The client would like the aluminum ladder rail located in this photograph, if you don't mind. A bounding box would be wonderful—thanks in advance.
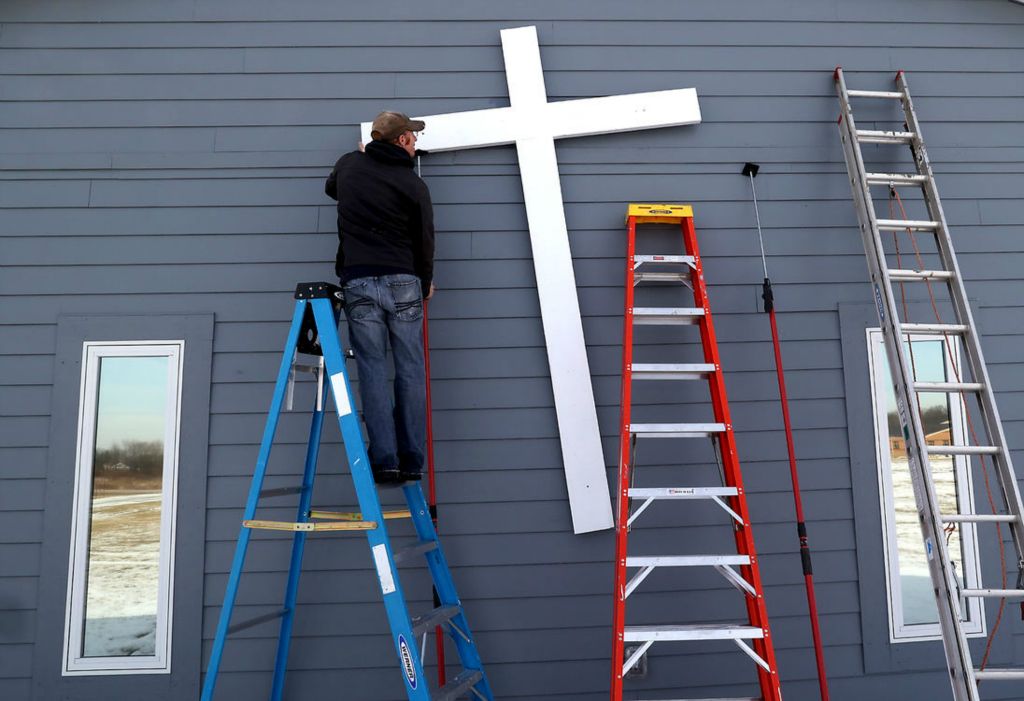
[610,204,783,701]
[201,282,493,701]
[835,68,1024,700]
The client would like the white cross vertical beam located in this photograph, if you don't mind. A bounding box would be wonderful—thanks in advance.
[361,26,701,534]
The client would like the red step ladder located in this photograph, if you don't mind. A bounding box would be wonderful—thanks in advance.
[610,204,783,701]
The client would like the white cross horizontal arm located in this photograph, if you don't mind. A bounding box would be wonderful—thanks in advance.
[544,89,701,139]
[360,107,518,152]
[358,88,701,152]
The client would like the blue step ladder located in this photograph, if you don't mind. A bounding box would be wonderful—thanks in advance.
[201,282,493,701]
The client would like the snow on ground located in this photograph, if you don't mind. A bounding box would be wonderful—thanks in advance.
[890,456,961,625]
[82,491,161,657]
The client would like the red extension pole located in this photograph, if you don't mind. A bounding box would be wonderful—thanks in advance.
[743,163,830,701]
[422,301,446,687]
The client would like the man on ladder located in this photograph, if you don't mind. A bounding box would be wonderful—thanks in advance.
[325,110,436,484]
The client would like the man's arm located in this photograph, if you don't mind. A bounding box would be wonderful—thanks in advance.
[414,180,435,297]
[324,167,338,201]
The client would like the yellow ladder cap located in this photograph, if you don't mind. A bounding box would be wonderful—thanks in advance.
[626,203,694,224]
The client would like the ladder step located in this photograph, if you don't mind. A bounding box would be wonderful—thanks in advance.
[941,513,1018,524]
[631,698,759,701]
[635,271,690,285]
[962,589,1024,598]
[242,519,376,532]
[435,670,484,701]
[411,605,461,637]
[927,445,1000,456]
[434,669,485,701]
[629,423,726,438]
[856,129,916,144]
[876,218,940,232]
[628,487,739,499]
[848,89,904,99]
[888,269,954,282]
[973,668,1024,681]
[624,623,763,642]
[899,322,968,335]
[227,608,288,635]
[631,363,716,381]
[635,254,696,267]
[913,381,983,393]
[393,540,438,565]
[866,172,928,187]
[309,508,411,521]
[627,555,750,567]
[258,486,304,498]
[632,307,705,325]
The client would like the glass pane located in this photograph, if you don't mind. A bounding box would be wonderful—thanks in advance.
[880,339,965,627]
[82,355,169,657]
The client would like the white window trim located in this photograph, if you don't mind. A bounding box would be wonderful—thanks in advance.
[63,341,184,675]
[866,328,985,643]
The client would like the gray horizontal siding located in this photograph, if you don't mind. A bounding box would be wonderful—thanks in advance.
[2,1,1024,699]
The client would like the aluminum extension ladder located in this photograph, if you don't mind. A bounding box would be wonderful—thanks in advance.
[610,205,783,701]
[836,68,1024,699]
[201,282,493,701]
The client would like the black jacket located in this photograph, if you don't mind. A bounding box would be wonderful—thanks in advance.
[325,141,435,295]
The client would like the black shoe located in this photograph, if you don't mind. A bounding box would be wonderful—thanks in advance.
[372,468,401,485]
[398,469,423,482]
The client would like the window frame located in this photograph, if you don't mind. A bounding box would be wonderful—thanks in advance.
[865,327,985,643]
[62,340,185,675]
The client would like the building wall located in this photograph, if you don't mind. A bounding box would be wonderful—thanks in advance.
[2,1,1024,699]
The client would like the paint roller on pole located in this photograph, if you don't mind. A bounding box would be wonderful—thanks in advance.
[742,162,830,701]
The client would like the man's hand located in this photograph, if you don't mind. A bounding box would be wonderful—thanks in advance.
[357,141,365,152]
[425,282,436,300]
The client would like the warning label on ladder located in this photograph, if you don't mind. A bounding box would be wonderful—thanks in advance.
[372,544,396,594]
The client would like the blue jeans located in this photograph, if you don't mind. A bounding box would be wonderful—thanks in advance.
[341,274,426,475]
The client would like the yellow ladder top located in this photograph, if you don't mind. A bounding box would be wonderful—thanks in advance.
[626,203,694,225]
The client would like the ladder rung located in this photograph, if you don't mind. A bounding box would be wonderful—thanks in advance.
[899,322,968,335]
[434,669,484,701]
[927,445,1000,456]
[888,269,954,282]
[309,509,411,521]
[631,363,716,380]
[628,487,738,499]
[941,513,1018,524]
[242,519,376,532]
[973,668,1024,681]
[258,486,303,498]
[635,271,690,285]
[634,254,696,267]
[627,555,750,567]
[624,623,763,642]
[866,172,928,186]
[393,540,438,565]
[856,129,916,144]
[962,589,1024,598]
[913,381,983,393]
[411,605,461,637]
[630,698,758,701]
[226,608,288,635]
[876,218,939,232]
[629,423,726,438]
[848,89,904,99]
[632,307,705,325]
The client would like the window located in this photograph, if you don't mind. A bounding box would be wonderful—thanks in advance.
[63,342,184,674]
[866,329,984,642]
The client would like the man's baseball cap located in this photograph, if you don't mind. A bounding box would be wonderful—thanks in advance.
[370,111,426,141]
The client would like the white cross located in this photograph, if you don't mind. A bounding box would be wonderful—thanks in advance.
[361,26,701,534]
